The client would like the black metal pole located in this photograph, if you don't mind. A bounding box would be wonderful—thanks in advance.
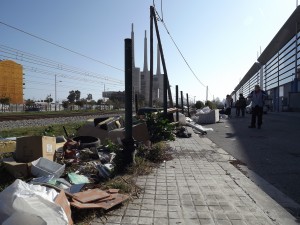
[125,38,133,139]
[123,38,134,165]
[186,93,190,117]
[181,91,184,114]
[151,6,173,116]
[149,6,154,107]
[135,93,138,114]
[176,85,179,122]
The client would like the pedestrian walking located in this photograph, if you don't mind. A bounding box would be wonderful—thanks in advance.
[225,95,232,118]
[247,85,267,129]
[235,100,241,117]
[238,93,247,117]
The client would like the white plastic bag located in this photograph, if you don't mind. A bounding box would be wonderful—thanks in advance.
[0,179,68,225]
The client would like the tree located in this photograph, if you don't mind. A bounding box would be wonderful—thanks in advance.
[75,90,81,102]
[75,99,85,108]
[97,99,104,105]
[86,93,92,101]
[67,91,76,103]
[44,95,53,103]
[0,97,10,112]
[195,101,204,109]
[25,99,35,107]
[205,100,217,109]
[62,101,69,109]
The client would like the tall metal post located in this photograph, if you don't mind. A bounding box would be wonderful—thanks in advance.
[176,85,179,122]
[186,93,190,117]
[206,86,208,103]
[181,91,184,114]
[125,38,133,139]
[135,93,138,114]
[149,6,154,107]
[123,38,134,165]
[151,6,173,116]
[55,74,57,111]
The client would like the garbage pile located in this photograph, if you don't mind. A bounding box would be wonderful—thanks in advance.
[191,106,220,124]
[0,134,131,224]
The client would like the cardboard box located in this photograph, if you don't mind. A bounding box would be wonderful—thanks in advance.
[0,140,16,154]
[2,158,30,178]
[15,136,56,163]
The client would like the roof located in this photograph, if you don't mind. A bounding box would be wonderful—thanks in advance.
[234,62,261,92]
[258,6,300,65]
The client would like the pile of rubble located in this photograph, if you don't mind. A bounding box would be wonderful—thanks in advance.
[0,115,152,224]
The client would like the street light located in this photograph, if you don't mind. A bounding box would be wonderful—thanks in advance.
[55,74,62,111]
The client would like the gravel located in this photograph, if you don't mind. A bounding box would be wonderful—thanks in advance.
[0,114,119,131]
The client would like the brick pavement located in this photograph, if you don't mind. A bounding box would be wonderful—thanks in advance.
[93,127,299,225]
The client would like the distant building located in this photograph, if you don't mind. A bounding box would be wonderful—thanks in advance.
[0,60,23,104]
[131,24,165,106]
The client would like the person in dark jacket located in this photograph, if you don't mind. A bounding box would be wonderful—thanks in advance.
[238,93,247,117]
[247,85,267,129]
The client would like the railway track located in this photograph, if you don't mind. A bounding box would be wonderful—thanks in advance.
[0,110,123,122]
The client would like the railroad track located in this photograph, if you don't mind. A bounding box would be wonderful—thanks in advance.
[0,110,123,122]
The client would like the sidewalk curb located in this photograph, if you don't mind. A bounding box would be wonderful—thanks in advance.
[199,135,300,224]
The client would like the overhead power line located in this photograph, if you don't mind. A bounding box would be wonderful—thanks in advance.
[0,21,124,72]
[153,6,209,92]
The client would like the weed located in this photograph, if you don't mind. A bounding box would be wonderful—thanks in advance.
[145,113,175,143]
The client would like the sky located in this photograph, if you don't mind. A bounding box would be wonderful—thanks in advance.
[0,0,298,103]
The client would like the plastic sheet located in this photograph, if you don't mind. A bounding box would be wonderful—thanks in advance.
[0,179,68,224]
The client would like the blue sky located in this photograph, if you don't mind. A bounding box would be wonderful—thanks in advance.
[0,0,297,102]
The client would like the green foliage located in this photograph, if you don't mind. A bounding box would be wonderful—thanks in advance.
[42,125,55,136]
[145,113,175,143]
[205,100,217,109]
[62,101,69,109]
[195,101,204,109]
[103,139,120,153]
[25,99,35,106]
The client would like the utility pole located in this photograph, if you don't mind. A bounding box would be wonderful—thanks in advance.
[151,6,173,117]
[176,85,179,122]
[149,6,154,107]
[55,74,57,111]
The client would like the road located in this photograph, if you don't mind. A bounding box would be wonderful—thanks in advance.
[204,110,300,215]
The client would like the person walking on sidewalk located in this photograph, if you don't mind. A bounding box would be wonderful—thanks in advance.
[235,99,241,117]
[247,85,267,129]
[225,95,233,118]
[238,93,247,117]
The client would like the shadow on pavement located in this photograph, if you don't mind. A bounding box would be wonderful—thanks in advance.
[206,111,300,217]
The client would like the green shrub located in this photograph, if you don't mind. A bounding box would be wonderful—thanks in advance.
[145,113,175,143]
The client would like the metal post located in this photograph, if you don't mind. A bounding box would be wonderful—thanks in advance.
[151,6,173,116]
[176,85,179,122]
[181,91,184,114]
[125,39,133,139]
[135,93,138,114]
[149,6,154,107]
[186,93,190,117]
[123,38,134,165]
[55,74,57,111]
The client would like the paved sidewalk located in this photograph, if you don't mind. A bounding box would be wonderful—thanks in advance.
[93,127,299,225]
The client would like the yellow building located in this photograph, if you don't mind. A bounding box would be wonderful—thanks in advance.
[0,60,23,104]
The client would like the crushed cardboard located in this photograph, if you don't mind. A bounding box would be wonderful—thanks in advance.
[73,189,110,203]
[71,193,129,210]
[55,190,74,225]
